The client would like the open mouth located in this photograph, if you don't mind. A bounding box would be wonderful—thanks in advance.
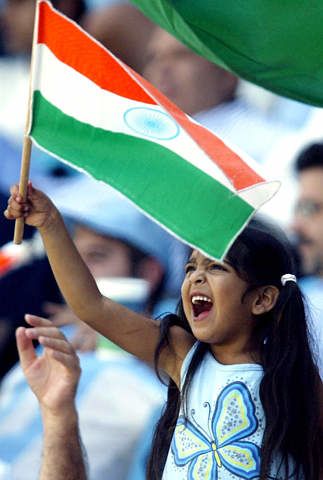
[191,295,213,319]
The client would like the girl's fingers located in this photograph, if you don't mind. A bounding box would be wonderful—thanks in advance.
[9,184,20,197]
[4,201,24,219]
[4,193,30,219]
[27,181,34,197]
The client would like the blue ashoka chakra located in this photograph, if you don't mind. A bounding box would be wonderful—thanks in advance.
[124,107,180,140]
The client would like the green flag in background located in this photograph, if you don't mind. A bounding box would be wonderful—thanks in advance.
[131,0,323,107]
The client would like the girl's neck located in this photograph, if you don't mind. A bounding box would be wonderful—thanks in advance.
[208,326,262,365]
[210,343,261,365]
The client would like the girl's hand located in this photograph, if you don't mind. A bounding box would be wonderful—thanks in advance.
[4,182,59,231]
[16,314,81,415]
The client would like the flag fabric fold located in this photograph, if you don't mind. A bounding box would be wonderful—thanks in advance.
[131,0,323,107]
[29,0,279,260]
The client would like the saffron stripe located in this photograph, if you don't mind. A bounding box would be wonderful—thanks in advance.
[37,1,155,104]
[30,91,254,260]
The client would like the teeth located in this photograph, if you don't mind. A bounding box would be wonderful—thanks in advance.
[192,295,212,304]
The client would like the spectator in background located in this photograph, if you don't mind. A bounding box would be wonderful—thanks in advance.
[141,26,294,164]
[142,26,238,117]
[291,142,323,379]
[0,176,188,479]
[14,315,86,480]
[1,0,86,57]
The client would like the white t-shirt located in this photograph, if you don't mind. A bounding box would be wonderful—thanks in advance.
[162,343,296,480]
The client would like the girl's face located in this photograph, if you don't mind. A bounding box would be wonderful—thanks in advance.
[181,250,257,357]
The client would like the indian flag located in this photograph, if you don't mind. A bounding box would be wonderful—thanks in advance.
[28,0,279,260]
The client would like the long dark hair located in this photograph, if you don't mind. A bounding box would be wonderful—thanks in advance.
[147,218,322,479]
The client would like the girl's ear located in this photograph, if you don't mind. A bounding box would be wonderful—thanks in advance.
[251,285,279,316]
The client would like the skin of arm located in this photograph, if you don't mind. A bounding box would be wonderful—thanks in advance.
[40,408,87,480]
[6,184,194,384]
[16,315,87,480]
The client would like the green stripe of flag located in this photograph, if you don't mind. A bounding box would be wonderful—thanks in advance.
[30,91,253,259]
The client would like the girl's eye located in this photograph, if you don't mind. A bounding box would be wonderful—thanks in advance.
[185,263,195,274]
[208,263,226,271]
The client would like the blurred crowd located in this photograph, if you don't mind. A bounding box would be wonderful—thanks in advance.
[0,0,322,479]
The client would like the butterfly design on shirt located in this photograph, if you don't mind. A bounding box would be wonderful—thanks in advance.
[171,381,260,479]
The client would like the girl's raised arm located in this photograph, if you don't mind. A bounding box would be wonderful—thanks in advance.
[5,184,193,383]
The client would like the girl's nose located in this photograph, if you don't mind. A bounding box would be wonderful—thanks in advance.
[189,268,205,284]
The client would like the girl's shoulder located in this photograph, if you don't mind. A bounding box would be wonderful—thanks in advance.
[160,325,195,386]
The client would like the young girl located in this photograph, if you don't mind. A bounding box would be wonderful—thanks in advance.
[5,184,322,479]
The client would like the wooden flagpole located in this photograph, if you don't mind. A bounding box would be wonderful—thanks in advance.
[13,129,32,245]
[13,1,39,244]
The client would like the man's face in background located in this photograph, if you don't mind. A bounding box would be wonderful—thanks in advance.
[292,167,323,276]
[73,225,133,279]
[142,27,237,116]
